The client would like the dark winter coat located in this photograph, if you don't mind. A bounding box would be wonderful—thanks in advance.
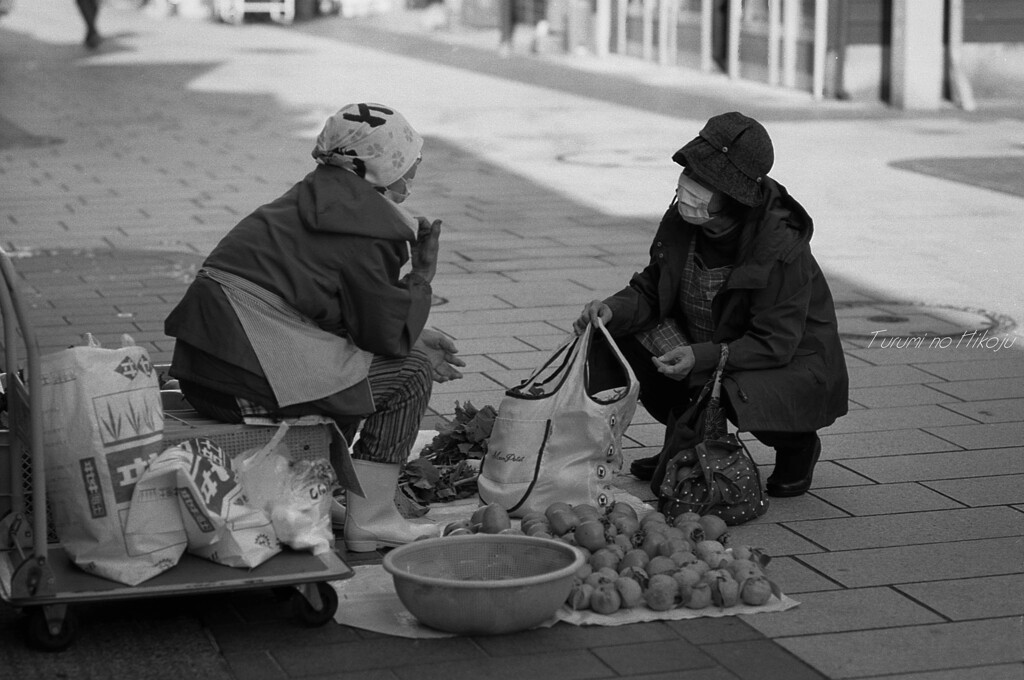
[604,178,848,433]
[164,164,432,415]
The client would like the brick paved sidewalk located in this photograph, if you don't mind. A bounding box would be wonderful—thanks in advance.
[2,2,1022,679]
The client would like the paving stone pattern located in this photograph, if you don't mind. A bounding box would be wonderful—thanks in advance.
[1,2,1023,679]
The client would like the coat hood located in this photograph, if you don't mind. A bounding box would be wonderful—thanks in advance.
[299,164,418,242]
[727,177,814,289]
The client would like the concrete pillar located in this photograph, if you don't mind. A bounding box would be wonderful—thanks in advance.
[595,0,611,56]
[767,0,780,86]
[566,0,580,52]
[812,0,828,99]
[616,0,627,55]
[890,0,944,109]
[657,0,670,65]
[782,0,799,88]
[642,0,654,61]
[727,0,741,79]
[700,0,713,72]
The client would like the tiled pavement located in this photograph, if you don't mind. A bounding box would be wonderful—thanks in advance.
[1,1,1023,679]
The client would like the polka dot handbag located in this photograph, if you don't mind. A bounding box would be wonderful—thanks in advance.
[655,345,769,526]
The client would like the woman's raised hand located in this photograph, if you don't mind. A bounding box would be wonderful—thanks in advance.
[411,217,442,284]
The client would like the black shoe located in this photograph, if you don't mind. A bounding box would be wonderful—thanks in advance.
[630,454,660,481]
[765,455,791,487]
[766,437,821,498]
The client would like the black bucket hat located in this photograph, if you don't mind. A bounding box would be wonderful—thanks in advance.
[672,112,774,207]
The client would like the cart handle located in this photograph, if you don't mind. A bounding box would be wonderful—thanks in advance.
[0,247,47,561]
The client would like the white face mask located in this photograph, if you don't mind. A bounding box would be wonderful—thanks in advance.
[384,177,411,204]
[675,172,715,225]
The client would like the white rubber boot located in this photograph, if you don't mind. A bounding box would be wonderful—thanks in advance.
[330,495,347,531]
[344,459,438,552]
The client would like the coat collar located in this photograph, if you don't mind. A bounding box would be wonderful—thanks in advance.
[305,165,418,241]
[724,177,813,290]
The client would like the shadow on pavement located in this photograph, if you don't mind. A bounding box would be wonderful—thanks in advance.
[0,17,1019,679]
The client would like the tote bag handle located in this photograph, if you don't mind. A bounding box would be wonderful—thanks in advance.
[506,324,593,399]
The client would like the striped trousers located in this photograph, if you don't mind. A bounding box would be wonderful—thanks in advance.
[354,350,433,464]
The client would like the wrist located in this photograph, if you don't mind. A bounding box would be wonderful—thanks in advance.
[691,342,722,373]
[409,269,433,285]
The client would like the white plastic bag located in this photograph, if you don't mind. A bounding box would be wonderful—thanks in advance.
[268,460,336,555]
[40,337,182,586]
[235,423,336,555]
[234,425,292,509]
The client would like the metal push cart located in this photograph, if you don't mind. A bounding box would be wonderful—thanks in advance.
[0,247,353,651]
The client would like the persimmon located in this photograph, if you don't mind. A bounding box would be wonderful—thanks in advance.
[610,501,638,520]
[590,583,622,615]
[617,548,650,572]
[741,576,773,606]
[574,520,608,552]
[547,510,579,536]
[643,574,678,611]
[646,555,677,576]
[685,581,712,609]
[609,513,639,537]
[567,582,594,611]
[572,503,602,523]
[479,503,512,534]
[614,577,643,608]
[544,502,573,523]
[588,548,620,572]
[698,514,728,541]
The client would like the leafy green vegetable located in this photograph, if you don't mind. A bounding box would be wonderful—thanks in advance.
[399,400,498,505]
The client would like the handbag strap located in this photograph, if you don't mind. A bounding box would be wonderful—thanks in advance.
[710,343,729,400]
[508,331,581,396]
[674,343,732,505]
[686,343,729,413]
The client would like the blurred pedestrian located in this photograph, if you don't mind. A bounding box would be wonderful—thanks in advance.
[497,0,549,56]
[165,103,465,552]
[574,112,848,498]
[497,0,516,56]
[75,0,102,49]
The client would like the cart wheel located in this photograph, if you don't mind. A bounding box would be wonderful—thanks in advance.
[271,586,294,602]
[25,606,78,652]
[290,582,338,627]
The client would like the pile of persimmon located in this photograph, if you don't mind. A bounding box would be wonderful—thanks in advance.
[442,502,517,535]
[525,501,780,614]
[442,500,781,614]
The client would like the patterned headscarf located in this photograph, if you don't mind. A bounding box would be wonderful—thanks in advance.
[311,103,424,188]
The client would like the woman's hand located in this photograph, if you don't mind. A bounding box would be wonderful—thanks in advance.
[411,217,442,284]
[651,345,695,381]
[416,328,466,383]
[573,300,613,335]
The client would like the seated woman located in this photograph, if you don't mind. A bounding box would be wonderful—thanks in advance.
[165,103,465,552]
[575,112,848,498]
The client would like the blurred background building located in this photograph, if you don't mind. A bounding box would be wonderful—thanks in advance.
[442,0,1024,109]
[80,0,1024,110]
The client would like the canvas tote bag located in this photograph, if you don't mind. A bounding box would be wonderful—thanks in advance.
[477,319,639,517]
